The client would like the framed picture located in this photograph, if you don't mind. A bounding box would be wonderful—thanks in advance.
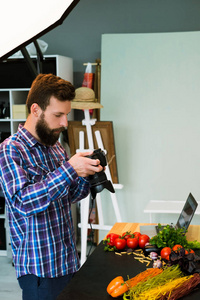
[67,121,119,183]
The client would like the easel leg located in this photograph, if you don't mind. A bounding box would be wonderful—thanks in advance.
[96,193,104,226]
[80,195,90,266]
[77,110,122,265]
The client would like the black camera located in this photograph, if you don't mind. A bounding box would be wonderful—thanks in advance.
[87,149,115,200]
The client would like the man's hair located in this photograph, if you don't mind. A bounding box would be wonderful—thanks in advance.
[26,73,75,113]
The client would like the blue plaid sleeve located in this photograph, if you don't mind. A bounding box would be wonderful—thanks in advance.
[0,143,89,217]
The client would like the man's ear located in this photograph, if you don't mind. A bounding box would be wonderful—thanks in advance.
[31,103,41,117]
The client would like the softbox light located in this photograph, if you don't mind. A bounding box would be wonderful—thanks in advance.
[0,0,79,62]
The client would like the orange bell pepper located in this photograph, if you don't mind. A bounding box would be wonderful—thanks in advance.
[107,276,129,298]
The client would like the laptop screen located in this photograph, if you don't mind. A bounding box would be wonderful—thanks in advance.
[176,193,198,231]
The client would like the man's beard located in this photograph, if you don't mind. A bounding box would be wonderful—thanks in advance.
[35,113,65,146]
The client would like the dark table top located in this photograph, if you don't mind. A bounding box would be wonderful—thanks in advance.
[57,241,200,300]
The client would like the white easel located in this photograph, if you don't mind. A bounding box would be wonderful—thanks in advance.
[76,109,123,265]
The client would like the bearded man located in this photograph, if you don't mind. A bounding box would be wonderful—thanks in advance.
[0,74,103,300]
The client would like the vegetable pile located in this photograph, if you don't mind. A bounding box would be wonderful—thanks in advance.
[123,265,185,300]
[107,268,163,298]
[105,225,200,299]
[107,265,200,300]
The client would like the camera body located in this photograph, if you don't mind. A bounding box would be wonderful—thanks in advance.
[87,149,115,199]
[87,148,107,168]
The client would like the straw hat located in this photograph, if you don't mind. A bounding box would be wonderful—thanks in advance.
[71,87,103,110]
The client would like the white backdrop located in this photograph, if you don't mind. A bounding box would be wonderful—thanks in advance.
[100,31,200,231]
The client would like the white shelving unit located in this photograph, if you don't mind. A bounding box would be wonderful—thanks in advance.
[0,55,74,256]
[0,213,6,256]
[144,200,200,223]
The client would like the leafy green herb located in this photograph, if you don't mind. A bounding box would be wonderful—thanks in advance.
[187,240,200,249]
[150,224,188,249]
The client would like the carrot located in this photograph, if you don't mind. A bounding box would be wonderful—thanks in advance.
[125,268,163,289]
[123,265,183,300]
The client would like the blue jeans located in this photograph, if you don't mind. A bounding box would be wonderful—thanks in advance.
[18,273,74,300]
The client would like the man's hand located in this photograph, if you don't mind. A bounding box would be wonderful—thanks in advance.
[68,151,103,177]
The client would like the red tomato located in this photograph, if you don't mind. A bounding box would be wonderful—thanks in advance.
[122,231,132,240]
[172,244,183,252]
[160,247,171,260]
[189,249,195,254]
[127,237,139,249]
[114,238,127,250]
[185,249,195,255]
[138,234,150,248]
[133,232,141,239]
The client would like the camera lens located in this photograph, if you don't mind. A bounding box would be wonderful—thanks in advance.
[87,149,115,200]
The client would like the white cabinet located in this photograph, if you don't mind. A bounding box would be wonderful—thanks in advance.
[0,89,29,136]
[0,191,6,256]
[0,55,73,256]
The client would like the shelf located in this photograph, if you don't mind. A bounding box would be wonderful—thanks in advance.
[144,200,200,223]
[0,54,74,257]
[0,118,10,121]
[0,250,7,256]
[0,118,26,122]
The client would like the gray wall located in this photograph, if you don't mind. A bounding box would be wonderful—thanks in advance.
[42,1,200,233]
[42,0,200,88]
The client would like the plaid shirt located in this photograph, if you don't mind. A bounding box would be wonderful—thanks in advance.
[0,124,90,278]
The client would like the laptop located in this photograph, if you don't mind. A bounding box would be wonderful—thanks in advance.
[140,193,198,238]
